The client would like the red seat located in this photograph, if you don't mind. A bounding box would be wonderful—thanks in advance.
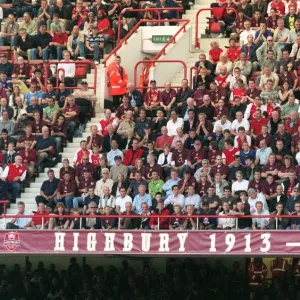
[75,64,87,78]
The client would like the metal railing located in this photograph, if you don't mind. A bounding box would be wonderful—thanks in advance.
[117,7,184,44]
[1,213,298,231]
[133,59,187,89]
[44,60,98,94]
[103,16,187,68]
[189,66,198,87]
[194,7,238,49]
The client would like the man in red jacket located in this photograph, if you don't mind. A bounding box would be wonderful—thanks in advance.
[1,155,27,203]
[123,138,143,168]
[150,200,170,230]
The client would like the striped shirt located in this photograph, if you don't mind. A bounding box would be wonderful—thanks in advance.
[86,34,105,47]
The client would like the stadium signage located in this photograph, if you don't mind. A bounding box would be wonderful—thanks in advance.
[1,231,300,255]
[152,35,173,43]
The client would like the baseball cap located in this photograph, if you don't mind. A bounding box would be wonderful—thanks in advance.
[81,80,88,85]
[114,155,122,161]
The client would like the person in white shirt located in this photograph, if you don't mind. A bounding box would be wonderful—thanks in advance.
[167,110,184,137]
[107,140,124,166]
[57,50,76,86]
[6,201,32,229]
[231,111,250,135]
[232,171,249,194]
[227,67,248,89]
[184,185,201,211]
[239,20,256,46]
[213,115,232,132]
[248,188,269,214]
[164,185,185,208]
[252,201,270,230]
[244,98,266,120]
[218,201,236,229]
[115,187,132,213]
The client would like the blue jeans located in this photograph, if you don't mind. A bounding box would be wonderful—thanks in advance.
[50,45,66,60]
[54,195,74,211]
[32,48,49,60]
[0,36,17,47]
[7,181,20,202]
[73,197,84,208]
[54,137,62,153]
[66,120,76,142]
[73,41,85,59]
[91,44,100,60]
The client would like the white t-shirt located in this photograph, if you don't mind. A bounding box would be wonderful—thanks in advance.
[232,179,249,194]
[240,30,256,45]
[115,195,132,213]
[231,119,250,133]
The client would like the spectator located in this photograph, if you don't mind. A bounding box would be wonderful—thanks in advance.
[71,0,88,30]
[56,51,76,87]
[107,140,123,166]
[95,168,113,198]
[132,184,152,214]
[54,172,76,211]
[29,202,50,229]
[48,203,70,230]
[164,185,185,209]
[0,111,14,137]
[115,187,132,214]
[6,201,32,229]
[0,14,19,47]
[83,187,100,213]
[1,155,27,203]
[120,202,139,229]
[150,200,170,230]
[19,12,38,35]
[32,24,52,60]
[287,201,300,230]
[86,25,104,64]
[49,27,68,60]
[35,169,59,209]
[218,201,236,230]
[252,201,270,230]
[14,28,36,61]
[199,202,217,230]
[109,155,128,183]
[82,201,101,229]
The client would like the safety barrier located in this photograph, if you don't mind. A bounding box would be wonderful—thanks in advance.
[1,213,298,231]
[117,7,184,44]
[133,59,187,89]
[44,60,98,94]
[189,66,198,87]
[195,7,238,49]
[103,17,187,68]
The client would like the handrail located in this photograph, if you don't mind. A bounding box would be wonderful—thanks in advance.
[44,60,98,94]
[189,66,198,87]
[103,18,186,67]
[195,7,238,49]
[117,7,184,44]
[0,200,10,217]
[133,59,187,88]
[152,19,190,60]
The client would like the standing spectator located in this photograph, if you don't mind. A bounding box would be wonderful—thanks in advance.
[62,95,80,142]
[1,155,27,203]
[107,56,128,110]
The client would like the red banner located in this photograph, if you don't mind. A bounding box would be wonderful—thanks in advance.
[1,230,300,255]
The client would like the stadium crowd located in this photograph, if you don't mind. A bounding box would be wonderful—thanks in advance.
[0,0,300,231]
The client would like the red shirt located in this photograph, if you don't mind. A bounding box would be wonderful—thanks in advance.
[32,211,50,225]
[99,118,115,136]
[144,89,160,106]
[209,48,223,63]
[231,88,247,102]
[270,0,286,15]
[222,148,240,165]
[97,18,113,39]
[91,154,101,168]
[72,6,88,27]
[52,33,68,45]
[215,74,230,88]
[63,104,80,122]
[251,118,268,135]
[227,47,240,62]
[19,149,37,164]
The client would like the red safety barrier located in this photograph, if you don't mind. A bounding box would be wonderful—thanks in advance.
[103,18,187,67]
[117,7,183,44]
[44,60,98,94]
[133,59,187,88]
[195,7,238,49]
[189,66,198,87]
[0,200,10,217]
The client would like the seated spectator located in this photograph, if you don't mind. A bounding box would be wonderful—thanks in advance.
[123,138,143,168]
[19,140,37,183]
[83,188,100,214]
[120,202,139,229]
[274,18,289,49]
[132,184,151,214]
[6,201,32,229]
[73,168,96,208]
[148,171,164,199]
[256,37,282,65]
[32,111,47,136]
[29,202,50,229]
[199,202,217,230]
[19,12,38,35]
[82,201,101,230]
[54,172,76,211]
[73,140,92,167]
[67,25,85,60]
[115,187,132,214]
[252,201,270,230]
[1,155,26,203]
[101,205,117,230]
[208,41,223,67]
[109,156,128,183]
[112,173,128,198]
[35,169,59,209]
[75,155,93,184]
[184,185,201,211]
[164,185,185,209]
[3,142,17,166]
[35,126,55,173]
[49,26,68,60]
[169,204,184,230]
[107,140,123,166]
[0,55,13,78]
[202,186,220,212]
[95,168,113,198]
[150,200,170,230]
[217,201,236,230]
[287,201,300,230]
[117,111,135,139]
[49,203,70,230]
[167,110,184,137]
[51,115,67,153]
[14,28,36,61]
[0,14,19,47]
[25,84,43,106]
[232,171,249,195]
[97,10,114,42]
[56,51,76,87]
[0,129,14,152]
[216,53,233,75]
[32,24,52,60]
